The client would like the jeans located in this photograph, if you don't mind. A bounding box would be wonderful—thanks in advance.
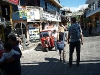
[54,41,57,50]
[69,41,81,66]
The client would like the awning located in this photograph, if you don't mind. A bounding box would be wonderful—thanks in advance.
[45,0,62,8]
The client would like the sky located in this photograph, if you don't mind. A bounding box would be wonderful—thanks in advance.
[60,0,86,7]
[60,0,88,12]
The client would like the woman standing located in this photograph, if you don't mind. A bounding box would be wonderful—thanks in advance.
[3,36,22,75]
[58,22,66,62]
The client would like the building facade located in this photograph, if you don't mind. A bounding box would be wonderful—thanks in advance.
[86,0,100,28]
[11,0,62,41]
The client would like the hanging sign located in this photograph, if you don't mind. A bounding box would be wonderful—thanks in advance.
[26,6,40,22]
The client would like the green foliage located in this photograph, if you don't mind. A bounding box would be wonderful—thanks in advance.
[72,15,80,21]
[83,18,91,23]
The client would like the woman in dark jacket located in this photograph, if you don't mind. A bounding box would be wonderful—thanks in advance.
[3,36,22,75]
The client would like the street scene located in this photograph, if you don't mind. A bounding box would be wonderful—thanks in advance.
[0,0,100,75]
[21,30,100,75]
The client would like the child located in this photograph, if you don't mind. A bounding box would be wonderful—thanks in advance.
[0,42,20,63]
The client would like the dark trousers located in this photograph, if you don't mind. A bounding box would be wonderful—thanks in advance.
[89,29,92,35]
[69,41,81,66]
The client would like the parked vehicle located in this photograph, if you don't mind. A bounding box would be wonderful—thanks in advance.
[40,30,54,52]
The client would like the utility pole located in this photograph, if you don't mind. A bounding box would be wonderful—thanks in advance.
[21,21,26,50]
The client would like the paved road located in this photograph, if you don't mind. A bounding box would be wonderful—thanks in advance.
[21,30,100,75]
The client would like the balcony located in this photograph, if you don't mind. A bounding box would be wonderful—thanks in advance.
[86,6,100,17]
[45,0,62,8]
[86,0,100,17]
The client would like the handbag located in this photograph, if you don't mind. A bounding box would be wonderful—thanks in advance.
[57,32,65,50]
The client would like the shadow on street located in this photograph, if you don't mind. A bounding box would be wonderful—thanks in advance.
[21,57,100,75]
[34,43,42,51]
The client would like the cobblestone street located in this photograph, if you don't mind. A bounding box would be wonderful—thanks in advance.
[21,30,100,75]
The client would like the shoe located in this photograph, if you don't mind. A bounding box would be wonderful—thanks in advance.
[60,58,62,62]
[68,65,72,68]
[68,63,72,67]
[63,59,65,62]
[77,64,79,67]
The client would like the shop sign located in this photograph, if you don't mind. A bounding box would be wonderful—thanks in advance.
[18,6,27,19]
[26,6,40,22]
[3,0,19,5]
[42,11,61,21]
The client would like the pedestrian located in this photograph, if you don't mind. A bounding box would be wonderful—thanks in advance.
[87,22,92,36]
[0,42,20,63]
[68,17,83,67]
[2,36,22,75]
[57,22,66,62]
[52,30,58,50]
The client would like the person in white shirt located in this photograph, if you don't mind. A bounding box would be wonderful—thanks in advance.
[0,42,20,63]
[52,30,58,50]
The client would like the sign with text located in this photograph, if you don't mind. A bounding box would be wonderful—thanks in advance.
[18,6,27,19]
[26,6,40,22]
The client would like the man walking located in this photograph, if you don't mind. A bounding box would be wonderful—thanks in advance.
[67,17,83,67]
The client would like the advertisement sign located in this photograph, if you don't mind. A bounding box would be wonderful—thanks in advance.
[26,6,40,22]
[3,0,19,5]
[42,11,61,22]
[18,6,27,19]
